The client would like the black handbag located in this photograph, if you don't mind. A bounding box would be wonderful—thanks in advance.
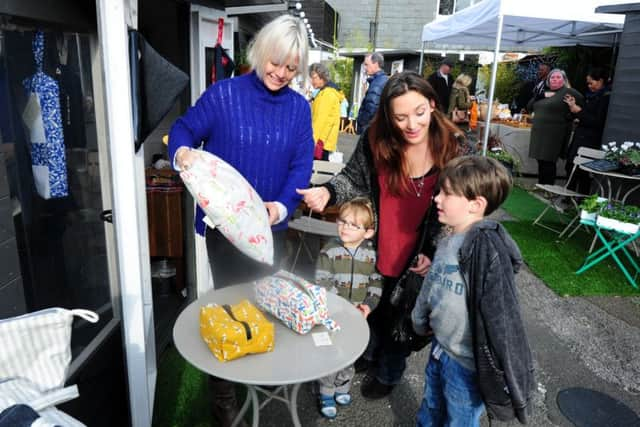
[388,198,435,352]
[389,270,432,352]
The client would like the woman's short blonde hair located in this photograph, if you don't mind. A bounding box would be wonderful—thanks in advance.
[247,15,309,81]
[454,73,472,88]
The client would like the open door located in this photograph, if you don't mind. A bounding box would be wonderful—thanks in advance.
[189,5,235,295]
[96,1,156,426]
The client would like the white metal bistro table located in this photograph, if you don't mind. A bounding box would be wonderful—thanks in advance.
[172,283,369,427]
[579,164,640,203]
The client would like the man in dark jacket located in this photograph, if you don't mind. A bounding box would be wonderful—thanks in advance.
[356,52,388,134]
[427,59,454,112]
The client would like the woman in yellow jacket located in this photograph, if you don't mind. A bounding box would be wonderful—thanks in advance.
[310,63,344,160]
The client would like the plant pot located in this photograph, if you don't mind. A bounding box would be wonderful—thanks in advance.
[619,164,640,176]
[596,215,639,234]
[237,63,251,76]
[499,160,514,175]
[617,222,640,234]
[580,210,596,222]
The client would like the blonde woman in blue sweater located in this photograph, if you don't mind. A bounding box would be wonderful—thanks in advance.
[169,15,313,427]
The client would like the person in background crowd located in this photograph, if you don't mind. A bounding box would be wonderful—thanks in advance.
[356,52,388,134]
[309,62,344,160]
[340,97,350,131]
[298,71,465,400]
[447,73,473,132]
[527,68,584,185]
[516,62,551,112]
[563,66,611,194]
[168,14,313,427]
[531,63,552,101]
[427,58,454,112]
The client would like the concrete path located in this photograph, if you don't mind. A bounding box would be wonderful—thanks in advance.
[261,133,640,426]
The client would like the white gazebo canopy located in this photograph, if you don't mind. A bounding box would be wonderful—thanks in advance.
[420,0,626,153]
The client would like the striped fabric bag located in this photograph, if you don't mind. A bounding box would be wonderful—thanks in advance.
[0,308,99,392]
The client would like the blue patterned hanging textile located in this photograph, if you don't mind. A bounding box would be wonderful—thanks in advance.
[22,30,68,199]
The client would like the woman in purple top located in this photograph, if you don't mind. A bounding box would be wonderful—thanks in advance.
[168,15,313,426]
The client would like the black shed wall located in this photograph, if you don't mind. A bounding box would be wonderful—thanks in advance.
[603,11,640,144]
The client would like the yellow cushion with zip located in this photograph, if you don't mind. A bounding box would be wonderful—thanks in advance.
[199,299,274,362]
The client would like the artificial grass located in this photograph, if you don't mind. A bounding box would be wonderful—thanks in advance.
[152,347,211,427]
[152,347,251,427]
[502,186,640,296]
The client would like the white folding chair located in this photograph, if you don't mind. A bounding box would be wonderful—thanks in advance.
[288,212,339,272]
[532,147,606,239]
[287,161,345,271]
[310,160,344,186]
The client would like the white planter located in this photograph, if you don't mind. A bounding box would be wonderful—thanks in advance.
[596,215,640,234]
[616,221,640,235]
[579,198,607,222]
[580,210,597,222]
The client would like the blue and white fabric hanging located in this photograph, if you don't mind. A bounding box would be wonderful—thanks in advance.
[22,30,68,199]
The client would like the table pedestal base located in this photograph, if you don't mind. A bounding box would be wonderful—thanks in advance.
[233,383,302,427]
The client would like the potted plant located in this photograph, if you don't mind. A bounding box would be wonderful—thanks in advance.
[234,47,251,76]
[596,201,640,234]
[578,194,607,221]
[602,141,640,175]
[486,147,520,175]
[482,134,520,175]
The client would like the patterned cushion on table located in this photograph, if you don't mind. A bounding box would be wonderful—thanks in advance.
[254,270,340,334]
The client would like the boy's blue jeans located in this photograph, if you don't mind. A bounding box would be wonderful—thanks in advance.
[416,340,485,427]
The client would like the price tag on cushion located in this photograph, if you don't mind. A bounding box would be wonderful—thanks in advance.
[179,150,274,265]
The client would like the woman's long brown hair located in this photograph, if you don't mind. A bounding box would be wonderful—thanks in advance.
[368,71,462,196]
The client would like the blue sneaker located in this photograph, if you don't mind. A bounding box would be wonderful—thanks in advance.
[335,392,352,406]
[319,394,337,418]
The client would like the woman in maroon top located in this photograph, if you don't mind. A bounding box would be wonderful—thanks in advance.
[298,71,465,399]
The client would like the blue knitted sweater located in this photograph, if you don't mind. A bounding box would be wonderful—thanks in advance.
[169,71,314,235]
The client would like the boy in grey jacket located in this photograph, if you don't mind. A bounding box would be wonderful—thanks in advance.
[315,198,382,418]
[412,156,534,426]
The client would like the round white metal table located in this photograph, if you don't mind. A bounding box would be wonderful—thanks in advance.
[172,283,369,427]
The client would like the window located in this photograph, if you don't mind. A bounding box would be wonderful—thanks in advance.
[0,23,114,360]
[438,0,480,15]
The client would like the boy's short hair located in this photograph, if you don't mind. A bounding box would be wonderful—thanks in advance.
[339,197,375,229]
[439,155,512,216]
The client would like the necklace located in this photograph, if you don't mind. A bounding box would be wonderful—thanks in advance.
[410,175,426,197]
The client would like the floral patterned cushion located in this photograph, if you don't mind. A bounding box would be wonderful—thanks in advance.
[180,150,273,265]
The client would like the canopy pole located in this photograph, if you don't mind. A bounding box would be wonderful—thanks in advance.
[419,41,425,74]
[481,12,504,156]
